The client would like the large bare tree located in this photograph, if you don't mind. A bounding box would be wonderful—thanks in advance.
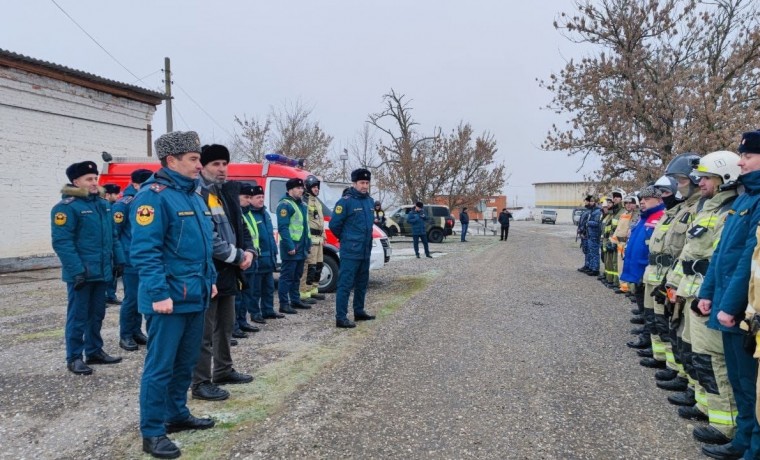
[540,0,760,183]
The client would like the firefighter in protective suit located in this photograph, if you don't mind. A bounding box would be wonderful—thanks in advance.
[647,153,704,408]
[599,197,613,282]
[612,194,639,294]
[668,151,740,444]
[299,175,326,303]
[603,188,626,288]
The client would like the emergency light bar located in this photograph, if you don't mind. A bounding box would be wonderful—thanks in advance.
[265,153,305,168]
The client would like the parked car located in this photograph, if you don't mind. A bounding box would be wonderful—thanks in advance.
[385,204,454,243]
[540,209,558,224]
[572,208,584,225]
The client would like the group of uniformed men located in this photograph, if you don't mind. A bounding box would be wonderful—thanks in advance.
[576,130,760,460]
[50,130,378,458]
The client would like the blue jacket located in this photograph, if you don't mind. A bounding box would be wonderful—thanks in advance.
[51,185,125,283]
[407,209,428,236]
[130,168,216,315]
[699,170,760,333]
[620,204,665,283]
[329,187,374,260]
[249,205,278,273]
[585,207,603,236]
[276,194,310,261]
[460,211,470,225]
[112,184,138,273]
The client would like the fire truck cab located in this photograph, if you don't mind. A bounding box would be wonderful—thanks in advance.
[98,154,391,293]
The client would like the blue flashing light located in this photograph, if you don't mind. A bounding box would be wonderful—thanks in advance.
[265,153,305,168]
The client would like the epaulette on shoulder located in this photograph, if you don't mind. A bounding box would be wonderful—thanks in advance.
[122,196,135,204]
[60,197,75,205]
[149,184,167,193]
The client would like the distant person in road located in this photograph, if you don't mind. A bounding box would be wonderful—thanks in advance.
[103,183,122,305]
[498,208,512,241]
[51,161,125,376]
[113,169,152,352]
[373,200,387,233]
[459,207,469,242]
[329,168,376,328]
[408,201,432,258]
[130,131,217,459]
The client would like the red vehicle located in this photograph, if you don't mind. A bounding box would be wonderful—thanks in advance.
[98,153,391,293]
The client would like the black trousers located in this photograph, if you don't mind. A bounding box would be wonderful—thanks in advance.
[500,226,509,240]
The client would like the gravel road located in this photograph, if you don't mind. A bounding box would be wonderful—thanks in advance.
[0,222,704,459]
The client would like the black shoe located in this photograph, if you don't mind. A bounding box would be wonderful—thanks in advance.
[67,358,93,375]
[239,323,260,333]
[627,336,651,349]
[303,297,318,304]
[678,405,708,421]
[165,414,215,434]
[133,331,149,345]
[426,254,433,258]
[668,389,696,406]
[263,312,285,319]
[694,426,732,445]
[86,351,122,365]
[251,316,267,324]
[655,368,679,381]
[577,267,589,272]
[336,319,356,328]
[311,293,326,300]
[702,442,744,460]
[630,308,642,315]
[637,348,654,357]
[640,357,666,369]
[355,312,376,321]
[143,435,181,459]
[416,254,421,258]
[232,329,248,339]
[586,271,598,276]
[106,298,122,305]
[230,338,238,346]
[280,305,298,314]
[657,376,688,391]
[614,289,626,294]
[192,382,230,401]
[119,337,139,351]
[292,301,312,310]
[630,316,645,324]
[630,327,645,335]
[214,369,253,385]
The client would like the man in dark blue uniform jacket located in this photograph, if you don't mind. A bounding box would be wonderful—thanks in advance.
[51,160,125,376]
[329,168,376,328]
[130,131,217,459]
[112,168,153,352]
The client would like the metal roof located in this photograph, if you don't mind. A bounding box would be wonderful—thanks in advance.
[0,48,166,104]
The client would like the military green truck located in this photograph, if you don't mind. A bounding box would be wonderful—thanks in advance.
[385,204,454,243]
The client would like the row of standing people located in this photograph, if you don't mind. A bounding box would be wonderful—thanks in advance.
[576,131,760,460]
[50,131,378,458]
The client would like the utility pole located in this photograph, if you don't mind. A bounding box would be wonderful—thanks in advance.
[163,57,173,132]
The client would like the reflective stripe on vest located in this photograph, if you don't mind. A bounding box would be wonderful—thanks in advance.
[280,199,304,242]
[242,211,260,251]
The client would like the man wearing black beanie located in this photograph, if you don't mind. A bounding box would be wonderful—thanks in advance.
[192,144,255,402]
[113,168,153,352]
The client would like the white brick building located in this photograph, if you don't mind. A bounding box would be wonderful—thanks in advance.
[0,49,164,272]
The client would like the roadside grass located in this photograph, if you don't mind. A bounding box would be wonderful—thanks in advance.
[126,273,434,459]
[17,328,64,341]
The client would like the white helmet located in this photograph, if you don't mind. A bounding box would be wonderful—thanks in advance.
[610,187,626,199]
[623,194,639,206]
[692,150,741,184]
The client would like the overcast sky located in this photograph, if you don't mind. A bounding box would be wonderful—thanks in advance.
[2,0,600,206]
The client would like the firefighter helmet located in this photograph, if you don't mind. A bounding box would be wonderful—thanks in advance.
[304,175,320,189]
[692,150,741,184]
[610,187,626,199]
[654,175,679,197]
[665,152,701,185]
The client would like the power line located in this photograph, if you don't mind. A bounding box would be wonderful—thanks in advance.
[174,82,233,138]
[49,0,144,84]
[130,69,162,85]
[171,101,191,131]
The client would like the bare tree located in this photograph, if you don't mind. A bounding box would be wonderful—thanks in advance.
[270,101,335,176]
[540,0,760,183]
[230,114,271,163]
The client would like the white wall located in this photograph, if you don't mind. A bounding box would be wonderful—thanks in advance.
[0,66,156,261]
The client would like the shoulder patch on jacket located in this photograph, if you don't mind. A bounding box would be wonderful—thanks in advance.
[335,205,343,214]
[121,196,135,204]
[149,184,167,193]
[53,212,67,226]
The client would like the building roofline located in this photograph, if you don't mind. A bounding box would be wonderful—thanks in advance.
[532,181,592,186]
[0,48,166,106]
